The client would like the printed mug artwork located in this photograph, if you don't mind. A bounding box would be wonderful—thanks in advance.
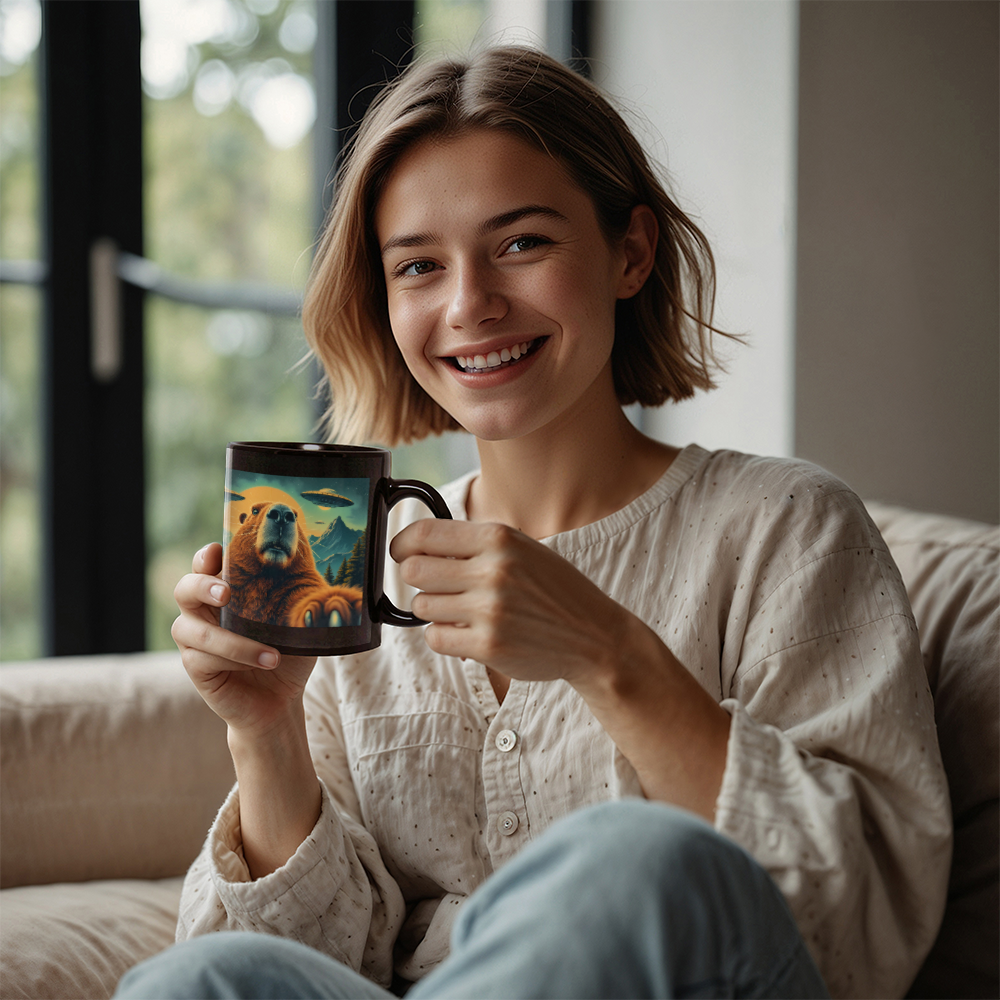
[223,472,370,629]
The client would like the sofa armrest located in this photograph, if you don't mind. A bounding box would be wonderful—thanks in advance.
[0,651,233,889]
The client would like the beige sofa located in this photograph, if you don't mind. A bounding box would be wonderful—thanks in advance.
[1,503,997,1000]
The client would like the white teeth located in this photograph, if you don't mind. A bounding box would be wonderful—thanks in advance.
[456,339,536,372]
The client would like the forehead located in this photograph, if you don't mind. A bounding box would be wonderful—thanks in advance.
[374,130,593,235]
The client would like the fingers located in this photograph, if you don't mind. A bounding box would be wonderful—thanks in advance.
[399,554,471,595]
[410,588,478,625]
[390,519,517,563]
[193,541,223,575]
[172,605,280,671]
[393,521,526,600]
[174,569,230,613]
[173,553,279,672]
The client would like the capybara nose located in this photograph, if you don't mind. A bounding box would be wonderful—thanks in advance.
[267,505,297,524]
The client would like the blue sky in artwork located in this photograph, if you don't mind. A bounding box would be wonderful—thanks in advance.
[229,472,369,536]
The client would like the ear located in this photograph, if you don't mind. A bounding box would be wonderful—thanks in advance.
[616,204,659,300]
[240,513,247,524]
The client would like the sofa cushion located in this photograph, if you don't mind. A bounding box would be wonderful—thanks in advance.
[866,502,999,999]
[0,651,233,889]
[0,877,182,1000]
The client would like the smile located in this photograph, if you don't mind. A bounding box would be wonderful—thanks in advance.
[452,338,542,373]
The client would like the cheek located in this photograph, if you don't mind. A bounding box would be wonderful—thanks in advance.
[386,299,429,364]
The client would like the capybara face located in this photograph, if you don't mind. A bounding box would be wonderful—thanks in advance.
[239,502,299,568]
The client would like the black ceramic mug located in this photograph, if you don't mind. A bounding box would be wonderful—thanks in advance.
[220,442,452,656]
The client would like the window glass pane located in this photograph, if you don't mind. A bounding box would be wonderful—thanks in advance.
[414,0,488,53]
[414,0,548,56]
[0,0,42,661]
[145,300,315,648]
[0,285,42,660]
[141,0,318,650]
[0,0,40,258]
[141,0,316,284]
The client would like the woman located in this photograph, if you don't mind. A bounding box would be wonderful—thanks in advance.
[118,46,950,1000]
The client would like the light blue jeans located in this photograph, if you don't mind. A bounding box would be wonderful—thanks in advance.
[116,801,829,999]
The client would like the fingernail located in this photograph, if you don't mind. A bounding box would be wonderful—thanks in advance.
[210,584,226,603]
[258,651,279,669]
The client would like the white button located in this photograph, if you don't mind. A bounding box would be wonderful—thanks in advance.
[497,811,519,836]
[495,729,518,752]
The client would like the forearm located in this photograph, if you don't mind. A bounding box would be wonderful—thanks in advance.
[572,612,730,822]
[228,705,322,879]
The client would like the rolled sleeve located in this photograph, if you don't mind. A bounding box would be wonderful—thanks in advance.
[177,777,406,987]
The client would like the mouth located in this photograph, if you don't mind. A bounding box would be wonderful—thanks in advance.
[260,544,292,566]
[450,338,544,374]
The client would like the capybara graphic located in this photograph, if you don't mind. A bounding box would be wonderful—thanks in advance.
[226,501,363,628]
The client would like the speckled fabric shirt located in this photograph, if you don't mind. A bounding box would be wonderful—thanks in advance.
[177,444,951,999]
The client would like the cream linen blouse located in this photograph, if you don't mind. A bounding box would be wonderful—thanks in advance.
[177,445,951,999]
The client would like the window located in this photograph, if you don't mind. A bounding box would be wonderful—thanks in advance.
[0,0,589,659]
[0,0,42,661]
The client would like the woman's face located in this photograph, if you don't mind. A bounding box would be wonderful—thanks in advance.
[374,130,637,443]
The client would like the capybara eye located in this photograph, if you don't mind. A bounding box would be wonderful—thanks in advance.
[252,506,260,515]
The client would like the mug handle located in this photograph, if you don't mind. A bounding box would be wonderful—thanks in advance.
[376,478,453,627]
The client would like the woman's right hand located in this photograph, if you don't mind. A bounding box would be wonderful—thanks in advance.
[172,542,324,878]
[171,542,318,740]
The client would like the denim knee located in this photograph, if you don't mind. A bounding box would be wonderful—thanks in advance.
[539,799,789,930]
[453,799,762,941]
[520,798,751,892]
[115,931,391,1000]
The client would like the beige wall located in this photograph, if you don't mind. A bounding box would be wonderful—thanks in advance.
[593,0,799,459]
[594,0,998,523]
[794,1,999,522]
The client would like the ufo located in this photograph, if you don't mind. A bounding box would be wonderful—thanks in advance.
[226,490,245,502]
[301,488,353,508]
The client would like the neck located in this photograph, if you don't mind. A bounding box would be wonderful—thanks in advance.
[467,393,679,539]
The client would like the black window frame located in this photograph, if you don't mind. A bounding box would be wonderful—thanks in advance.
[3,0,591,656]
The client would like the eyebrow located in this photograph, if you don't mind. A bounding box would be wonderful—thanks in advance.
[379,204,569,257]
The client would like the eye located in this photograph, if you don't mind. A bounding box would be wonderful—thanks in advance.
[503,235,551,256]
[394,259,437,278]
[251,506,260,515]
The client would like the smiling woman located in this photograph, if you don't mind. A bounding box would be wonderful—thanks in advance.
[303,47,730,450]
[119,42,954,1000]
[372,130,652,449]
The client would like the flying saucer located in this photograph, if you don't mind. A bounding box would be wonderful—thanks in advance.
[301,488,353,508]
[226,490,245,502]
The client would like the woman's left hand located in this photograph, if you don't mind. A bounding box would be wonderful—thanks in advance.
[390,518,629,688]
[392,517,731,820]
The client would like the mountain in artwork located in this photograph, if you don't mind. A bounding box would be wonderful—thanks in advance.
[310,516,364,573]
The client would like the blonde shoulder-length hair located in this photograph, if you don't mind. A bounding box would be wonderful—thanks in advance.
[303,45,733,446]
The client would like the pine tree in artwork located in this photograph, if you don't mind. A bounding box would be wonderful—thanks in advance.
[344,533,366,589]
[324,562,335,584]
[332,558,348,586]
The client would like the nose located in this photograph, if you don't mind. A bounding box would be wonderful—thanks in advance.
[445,263,508,332]
[267,506,296,524]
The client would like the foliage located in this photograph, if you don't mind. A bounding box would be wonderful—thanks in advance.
[144,0,319,649]
[331,531,365,590]
[0,19,41,660]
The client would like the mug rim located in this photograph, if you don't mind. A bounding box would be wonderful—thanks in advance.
[229,441,389,456]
